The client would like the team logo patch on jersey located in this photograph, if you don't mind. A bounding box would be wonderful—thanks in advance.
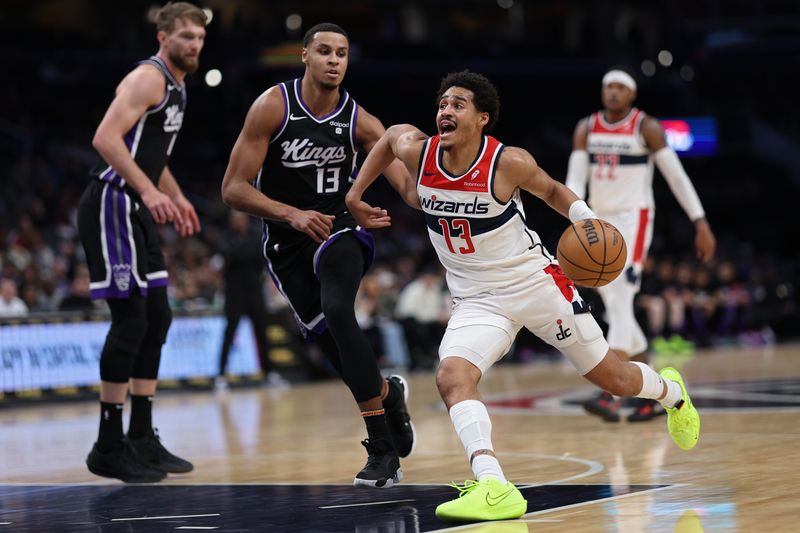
[112,264,132,291]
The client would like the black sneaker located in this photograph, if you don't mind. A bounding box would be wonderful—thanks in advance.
[582,391,622,422]
[353,438,403,489]
[384,375,416,458]
[86,439,166,483]
[128,428,194,473]
[627,398,666,422]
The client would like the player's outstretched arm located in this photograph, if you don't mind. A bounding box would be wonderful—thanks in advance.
[221,87,334,243]
[565,118,590,198]
[641,117,716,262]
[93,64,182,226]
[355,107,420,209]
[346,124,427,229]
[499,146,596,223]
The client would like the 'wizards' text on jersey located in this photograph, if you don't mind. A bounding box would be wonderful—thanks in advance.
[417,135,551,298]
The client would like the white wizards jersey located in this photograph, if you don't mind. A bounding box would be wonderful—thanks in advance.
[586,107,654,214]
[417,135,551,298]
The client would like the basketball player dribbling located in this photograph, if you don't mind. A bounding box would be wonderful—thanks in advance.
[346,71,700,523]
[221,23,416,489]
[566,68,716,423]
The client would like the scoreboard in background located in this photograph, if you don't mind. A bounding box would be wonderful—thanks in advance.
[660,117,718,157]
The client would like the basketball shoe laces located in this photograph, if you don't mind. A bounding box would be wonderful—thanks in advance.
[448,479,480,497]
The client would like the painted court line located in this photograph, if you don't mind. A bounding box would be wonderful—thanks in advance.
[522,484,680,518]
[175,527,219,530]
[112,513,220,522]
[320,498,416,509]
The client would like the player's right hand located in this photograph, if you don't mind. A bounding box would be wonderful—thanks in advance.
[347,199,391,229]
[141,187,184,226]
[287,209,335,243]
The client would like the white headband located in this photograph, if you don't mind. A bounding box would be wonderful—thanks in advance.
[602,70,637,92]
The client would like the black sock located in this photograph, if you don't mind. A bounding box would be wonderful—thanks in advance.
[382,379,403,410]
[362,409,392,445]
[97,402,124,452]
[128,395,153,438]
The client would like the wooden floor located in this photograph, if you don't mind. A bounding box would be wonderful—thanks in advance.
[2,344,799,531]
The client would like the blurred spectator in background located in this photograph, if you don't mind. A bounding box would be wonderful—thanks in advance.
[215,210,287,390]
[0,278,28,317]
[355,266,411,370]
[395,265,451,370]
[58,264,95,312]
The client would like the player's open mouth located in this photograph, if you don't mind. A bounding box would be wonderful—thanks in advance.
[439,121,456,138]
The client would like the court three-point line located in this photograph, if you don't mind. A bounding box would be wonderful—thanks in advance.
[111,513,221,521]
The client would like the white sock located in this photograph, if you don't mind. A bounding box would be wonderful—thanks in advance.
[631,362,682,408]
[449,400,507,483]
[472,454,506,484]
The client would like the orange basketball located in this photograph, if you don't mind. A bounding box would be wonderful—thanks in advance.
[556,219,627,288]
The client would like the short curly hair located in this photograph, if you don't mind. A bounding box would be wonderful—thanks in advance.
[303,23,349,47]
[436,70,501,132]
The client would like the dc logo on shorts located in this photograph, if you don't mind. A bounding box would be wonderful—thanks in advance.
[556,319,572,341]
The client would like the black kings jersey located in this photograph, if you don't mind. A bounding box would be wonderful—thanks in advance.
[96,56,186,188]
[258,78,358,244]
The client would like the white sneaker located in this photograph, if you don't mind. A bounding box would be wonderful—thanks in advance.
[264,371,290,389]
[214,376,229,391]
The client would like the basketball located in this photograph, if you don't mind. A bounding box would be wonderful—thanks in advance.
[556,218,627,288]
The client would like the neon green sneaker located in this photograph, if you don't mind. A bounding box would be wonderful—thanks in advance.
[435,478,527,522]
[659,367,700,450]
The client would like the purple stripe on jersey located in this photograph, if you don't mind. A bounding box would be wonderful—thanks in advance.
[295,78,349,121]
[350,104,359,153]
[270,83,290,142]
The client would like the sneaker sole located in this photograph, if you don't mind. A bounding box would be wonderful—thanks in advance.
[352,467,404,489]
[86,461,166,484]
[582,402,621,423]
[389,375,417,458]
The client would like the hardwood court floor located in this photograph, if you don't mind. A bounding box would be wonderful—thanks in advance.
[1,344,799,531]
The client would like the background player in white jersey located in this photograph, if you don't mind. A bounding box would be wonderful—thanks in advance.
[221,23,416,489]
[346,70,700,523]
[566,68,717,422]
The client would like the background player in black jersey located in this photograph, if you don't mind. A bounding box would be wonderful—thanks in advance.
[221,23,417,488]
[77,2,206,483]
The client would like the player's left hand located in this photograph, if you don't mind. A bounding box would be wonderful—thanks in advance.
[694,219,716,263]
[348,198,391,229]
[173,195,201,237]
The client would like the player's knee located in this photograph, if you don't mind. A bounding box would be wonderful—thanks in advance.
[106,315,149,355]
[148,303,172,345]
[101,316,148,382]
[435,358,479,402]
[321,298,354,327]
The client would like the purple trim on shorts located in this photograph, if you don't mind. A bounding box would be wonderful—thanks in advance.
[313,227,376,280]
[147,277,169,289]
[95,186,144,300]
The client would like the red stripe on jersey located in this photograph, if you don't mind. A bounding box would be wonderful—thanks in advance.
[632,208,650,263]
[419,135,501,192]
[590,109,642,135]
